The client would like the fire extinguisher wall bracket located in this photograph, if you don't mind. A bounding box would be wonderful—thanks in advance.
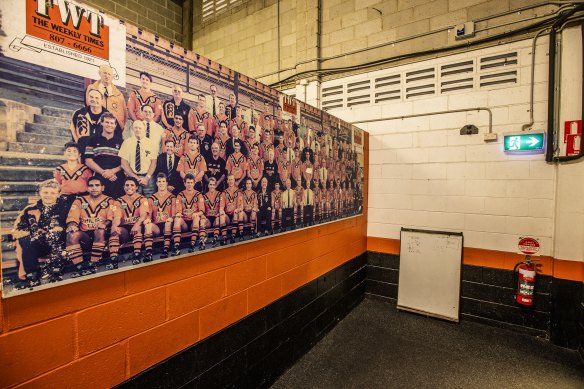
[514,255,537,307]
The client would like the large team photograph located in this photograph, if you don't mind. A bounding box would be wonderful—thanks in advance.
[0,1,364,297]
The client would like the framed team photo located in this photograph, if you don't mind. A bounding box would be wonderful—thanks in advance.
[0,1,364,298]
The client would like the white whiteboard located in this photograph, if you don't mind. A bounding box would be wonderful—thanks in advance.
[397,228,463,322]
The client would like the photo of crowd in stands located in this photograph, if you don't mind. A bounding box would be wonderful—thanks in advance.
[1,11,364,297]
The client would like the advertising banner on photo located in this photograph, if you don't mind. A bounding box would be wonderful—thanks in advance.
[1,0,126,85]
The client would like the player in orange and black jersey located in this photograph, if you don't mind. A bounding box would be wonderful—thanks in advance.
[146,173,176,259]
[278,153,291,189]
[259,132,275,162]
[201,177,225,248]
[162,114,189,158]
[214,120,231,160]
[108,177,150,268]
[231,105,248,138]
[321,180,333,220]
[221,174,243,244]
[177,135,207,192]
[173,173,205,253]
[244,126,259,158]
[214,102,230,129]
[65,176,117,277]
[326,180,335,221]
[342,181,352,217]
[283,128,296,160]
[271,181,283,232]
[333,181,342,218]
[348,182,356,215]
[226,141,247,188]
[54,142,93,210]
[241,178,258,237]
[246,143,263,190]
[291,147,303,188]
[127,71,162,122]
[312,178,323,224]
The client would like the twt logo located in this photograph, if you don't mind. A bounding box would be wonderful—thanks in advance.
[34,0,105,37]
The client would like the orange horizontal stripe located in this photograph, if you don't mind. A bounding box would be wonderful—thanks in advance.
[367,236,399,255]
[367,237,584,282]
[553,258,584,282]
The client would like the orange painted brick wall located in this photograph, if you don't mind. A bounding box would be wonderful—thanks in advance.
[367,237,584,282]
[0,217,367,388]
[0,137,369,389]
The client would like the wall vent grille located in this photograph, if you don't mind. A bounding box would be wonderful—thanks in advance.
[202,0,242,22]
[320,49,519,110]
[346,80,370,107]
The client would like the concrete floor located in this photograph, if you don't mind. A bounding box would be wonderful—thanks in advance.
[271,298,584,389]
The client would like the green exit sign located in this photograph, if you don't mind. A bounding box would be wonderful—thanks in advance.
[504,132,545,154]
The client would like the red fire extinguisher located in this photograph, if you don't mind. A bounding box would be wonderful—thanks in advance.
[513,256,537,307]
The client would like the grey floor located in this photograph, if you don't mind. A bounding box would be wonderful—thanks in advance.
[271,298,584,389]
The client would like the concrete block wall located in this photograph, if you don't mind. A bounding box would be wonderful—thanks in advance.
[327,31,584,286]
[193,0,292,86]
[84,0,183,43]
[330,38,557,257]
[193,0,556,86]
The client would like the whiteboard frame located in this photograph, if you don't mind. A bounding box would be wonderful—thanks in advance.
[397,228,464,323]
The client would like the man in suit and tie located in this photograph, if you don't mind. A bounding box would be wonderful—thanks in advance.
[244,98,257,127]
[281,178,295,230]
[303,181,315,227]
[142,105,164,154]
[206,84,221,119]
[119,120,158,197]
[226,93,237,119]
[155,139,184,195]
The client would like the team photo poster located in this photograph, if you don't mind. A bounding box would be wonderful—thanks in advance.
[0,0,364,297]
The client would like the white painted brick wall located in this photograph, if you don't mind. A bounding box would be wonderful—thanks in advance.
[411,164,448,179]
[428,180,465,196]
[465,180,507,197]
[353,36,584,260]
[414,130,448,147]
[412,195,447,211]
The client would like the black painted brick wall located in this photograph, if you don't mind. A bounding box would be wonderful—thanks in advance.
[365,252,399,303]
[551,278,583,349]
[118,254,367,389]
[364,251,584,348]
[579,283,584,360]
[460,265,551,338]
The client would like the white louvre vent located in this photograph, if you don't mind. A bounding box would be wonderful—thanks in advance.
[480,52,517,70]
[440,60,475,93]
[479,52,518,88]
[320,46,523,110]
[202,0,242,22]
[479,70,518,87]
[405,67,435,99]
[322,84,344,110]
[374,74,401,103]
[346,80,370,107]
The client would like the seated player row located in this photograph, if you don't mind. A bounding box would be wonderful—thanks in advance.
[12,171,360,289]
